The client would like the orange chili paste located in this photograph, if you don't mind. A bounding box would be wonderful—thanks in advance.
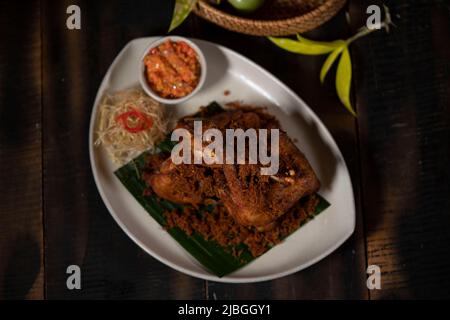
[144,40,201,99]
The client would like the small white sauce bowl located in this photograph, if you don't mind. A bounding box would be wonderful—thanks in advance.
[139,36,207,105]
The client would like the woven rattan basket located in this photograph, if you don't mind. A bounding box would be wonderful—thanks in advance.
[194,0,347,36]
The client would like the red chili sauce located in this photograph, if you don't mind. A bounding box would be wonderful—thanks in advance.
[144,40,201,99]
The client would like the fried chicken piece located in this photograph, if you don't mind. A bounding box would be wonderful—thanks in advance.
[145,158,224,205]
[143,108,265,205]
[144,106,320,230]
[217,132,320,230]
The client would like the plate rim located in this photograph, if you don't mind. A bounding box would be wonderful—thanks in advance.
[89,36,356,283]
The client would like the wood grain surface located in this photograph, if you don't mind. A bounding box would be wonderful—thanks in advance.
[0,0,449,299]
[350,0,450,299]
[0,1,44,300]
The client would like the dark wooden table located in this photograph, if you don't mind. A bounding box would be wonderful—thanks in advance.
[1,0,449,300]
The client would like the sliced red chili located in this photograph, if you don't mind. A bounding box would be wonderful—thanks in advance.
[116,109,153,133]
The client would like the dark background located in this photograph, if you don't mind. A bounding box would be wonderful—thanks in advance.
[0,0,449,299]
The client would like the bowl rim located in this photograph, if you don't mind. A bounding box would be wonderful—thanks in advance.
[139,36,207,105]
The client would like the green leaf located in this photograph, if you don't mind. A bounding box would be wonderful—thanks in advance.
[155,139,178,153]
[320,46,345,84]
[335,48,357,117]
[169,0,198,32]
[296,34,345,48]
[193,101,224,118]
[268,37,339,55]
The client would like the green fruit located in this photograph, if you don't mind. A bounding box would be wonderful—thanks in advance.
[228,0,265,13]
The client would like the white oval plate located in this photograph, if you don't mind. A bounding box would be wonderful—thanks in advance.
[89,37,355,283]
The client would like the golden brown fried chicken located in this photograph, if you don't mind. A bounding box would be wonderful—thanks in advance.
[218,132,320,230]
[145,159,224,206]
[144,106,320,230]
